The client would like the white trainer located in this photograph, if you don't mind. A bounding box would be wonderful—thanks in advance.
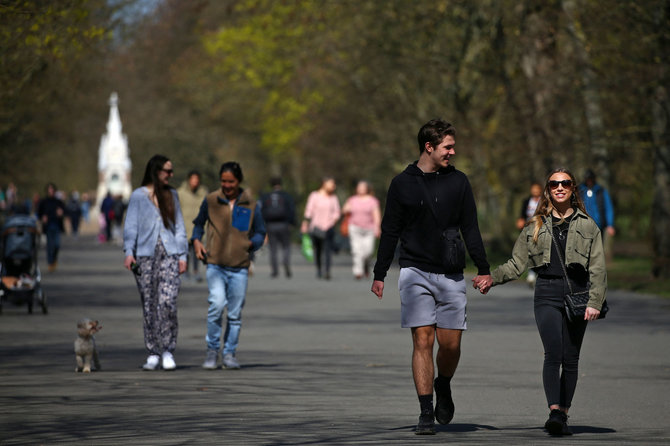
[142,354,160,371]
[162,352,176,371]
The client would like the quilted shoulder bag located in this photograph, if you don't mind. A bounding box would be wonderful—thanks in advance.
[544,217,608,322]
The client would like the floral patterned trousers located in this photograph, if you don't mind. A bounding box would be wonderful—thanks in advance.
[134,238,181,356]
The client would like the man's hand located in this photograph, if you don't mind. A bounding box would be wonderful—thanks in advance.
[192,239,208,261]
[472,274,493,294]
[371,280,384,300]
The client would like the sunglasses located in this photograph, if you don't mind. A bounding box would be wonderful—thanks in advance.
[548,179,573,189]
[161,168,174,175]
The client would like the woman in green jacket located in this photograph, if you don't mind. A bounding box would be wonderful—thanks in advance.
[475,168,607,436]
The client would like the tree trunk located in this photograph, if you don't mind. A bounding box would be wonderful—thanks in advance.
[652,85,670,278]
[651,2,670,278]
[562,0,610,186]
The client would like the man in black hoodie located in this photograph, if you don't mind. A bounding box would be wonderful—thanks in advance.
[371,119,492,435]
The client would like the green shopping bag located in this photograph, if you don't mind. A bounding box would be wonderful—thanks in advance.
[301,233,314,262]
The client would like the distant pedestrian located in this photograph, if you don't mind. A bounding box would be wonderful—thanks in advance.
[371,119,491,435]
[81,192,91,223]
[177,170,208,281]
[192,162,266,370]
[476,168,607,436]
[260,176,296,278]
[342,180,380,280]
[123,155,188,371]
[100,192,114,242]
[65,191,82,237]
[516,182,543,286]
[37,183,65,272]
[301,177,341,280]
[578,169,615,261]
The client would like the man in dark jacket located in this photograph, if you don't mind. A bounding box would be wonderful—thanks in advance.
[260,176,296,278]
[38,183,65,271]
[371,119,492,435]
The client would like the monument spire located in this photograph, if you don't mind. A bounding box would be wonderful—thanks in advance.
[95,92,132,219]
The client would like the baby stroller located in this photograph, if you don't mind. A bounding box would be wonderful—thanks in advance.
[0,214,47,314]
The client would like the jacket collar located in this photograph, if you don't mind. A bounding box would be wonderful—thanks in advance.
[216,187,251,205]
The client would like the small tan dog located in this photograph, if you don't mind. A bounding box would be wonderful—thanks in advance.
[74,318,101,373]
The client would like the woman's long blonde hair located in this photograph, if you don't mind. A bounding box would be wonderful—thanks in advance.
[530,168,587,242]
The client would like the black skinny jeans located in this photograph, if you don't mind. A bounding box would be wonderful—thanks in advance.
[534,277,588,409]
[310,227,335,277]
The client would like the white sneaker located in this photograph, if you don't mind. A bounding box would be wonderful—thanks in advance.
[162,352,176,371]
[222,353,241,369]
[142,354,160,371]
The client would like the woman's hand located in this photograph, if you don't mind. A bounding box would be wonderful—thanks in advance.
[301,220,309,234]
[124,255,136,271]
[178,260,187,274]
[585,307,601,321]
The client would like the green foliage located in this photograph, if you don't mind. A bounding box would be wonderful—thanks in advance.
[2,0,670,279]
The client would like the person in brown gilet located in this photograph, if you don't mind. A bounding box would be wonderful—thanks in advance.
[191,162,266,370]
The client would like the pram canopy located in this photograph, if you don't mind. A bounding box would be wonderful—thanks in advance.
[2,214,38,261]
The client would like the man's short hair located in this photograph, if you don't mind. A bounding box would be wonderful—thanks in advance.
[270,176,282,187]
[187,170,201,179]
[417,119,456,154]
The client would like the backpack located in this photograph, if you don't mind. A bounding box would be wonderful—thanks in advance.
[261,191,287,222]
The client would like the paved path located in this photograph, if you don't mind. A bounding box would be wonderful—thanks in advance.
[1,235,668,445]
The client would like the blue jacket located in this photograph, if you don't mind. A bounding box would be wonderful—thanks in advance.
[578,183,614,230]
[123,187,188,261]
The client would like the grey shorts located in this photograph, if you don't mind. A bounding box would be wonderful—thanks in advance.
[398,267,467,329]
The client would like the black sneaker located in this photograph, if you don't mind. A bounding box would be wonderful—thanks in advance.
[545,409,565,436]
[415,412,436,435]
[434,377,455,425]
[561,414,573,436]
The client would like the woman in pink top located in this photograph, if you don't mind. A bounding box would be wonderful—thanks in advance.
[301,177,341,279]
[343,180,381,279]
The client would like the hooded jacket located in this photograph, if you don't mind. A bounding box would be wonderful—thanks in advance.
[373,162,490,281]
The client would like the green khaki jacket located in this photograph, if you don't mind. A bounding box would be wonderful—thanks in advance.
[491,209,607,310]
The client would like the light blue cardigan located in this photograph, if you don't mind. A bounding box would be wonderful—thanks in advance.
[123,186,188,261]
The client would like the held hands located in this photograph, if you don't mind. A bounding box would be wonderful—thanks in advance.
[472,275,493,294]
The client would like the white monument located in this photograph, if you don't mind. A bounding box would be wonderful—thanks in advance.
[95,92,132,211]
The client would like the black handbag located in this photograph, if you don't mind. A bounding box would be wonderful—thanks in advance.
[416,177,466,272]
[545,217,609,322]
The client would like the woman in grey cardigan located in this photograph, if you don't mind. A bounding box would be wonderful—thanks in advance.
[123,155,187,371]
[475,168,607,436]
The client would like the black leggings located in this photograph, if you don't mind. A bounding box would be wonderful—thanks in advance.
[534,277,588,409]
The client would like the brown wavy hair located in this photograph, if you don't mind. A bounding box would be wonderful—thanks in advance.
[530,168,587,243]
[141,154,175,229]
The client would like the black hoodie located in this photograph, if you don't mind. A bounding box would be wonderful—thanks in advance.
[373,162,490,281]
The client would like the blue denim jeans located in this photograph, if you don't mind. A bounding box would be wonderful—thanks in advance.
[205,264,248,355]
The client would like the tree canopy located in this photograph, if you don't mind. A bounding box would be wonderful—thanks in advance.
[1,0,669,273]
